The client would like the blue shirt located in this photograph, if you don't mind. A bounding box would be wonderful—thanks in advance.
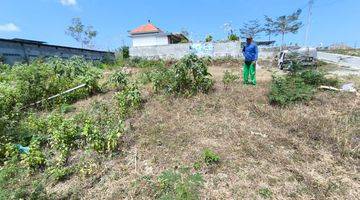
[242,43,258,61]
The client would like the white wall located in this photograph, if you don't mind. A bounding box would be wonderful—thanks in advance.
[132,35,169,47]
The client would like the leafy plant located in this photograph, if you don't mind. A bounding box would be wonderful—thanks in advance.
[228,33,239,41]
[258,187,273,199]
[21,138,46,170]
[222,70,240,86]
[205,35,213,42]
[203,149,220,165]
[269,75,314,106]
[108,70,129,90]
[146,55,214,96]
[116,84,142,118]
[156,167,204,200]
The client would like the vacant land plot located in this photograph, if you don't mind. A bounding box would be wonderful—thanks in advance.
[1,59,359,200]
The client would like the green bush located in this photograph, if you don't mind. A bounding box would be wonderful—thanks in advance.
[222,70,240,86]
[108,70,129,90]
[116,84,142,118]
[299,70,339,87]
[156,167,204,200]
[228,33,239,41]
[269,75,314,106]
[269,69,340,106]
[205,35,213,42]
[0,57,102,161]
[150,54,214,96]
[126,57,164,68]
[203,149,220,165]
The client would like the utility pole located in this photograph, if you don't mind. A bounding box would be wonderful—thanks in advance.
[305,0,314,48]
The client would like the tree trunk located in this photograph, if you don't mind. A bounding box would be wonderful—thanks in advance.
[281,33,285,51]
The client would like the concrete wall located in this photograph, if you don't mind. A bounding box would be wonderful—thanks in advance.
[130,41,276,60]
[132,35,169,47]
[0,39,114,65]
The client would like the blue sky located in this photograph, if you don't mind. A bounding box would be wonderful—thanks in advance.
[0,0,359,50]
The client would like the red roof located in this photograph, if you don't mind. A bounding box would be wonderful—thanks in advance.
[130,23,162,34]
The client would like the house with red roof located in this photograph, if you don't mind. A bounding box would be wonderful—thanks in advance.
[129,21,189,47]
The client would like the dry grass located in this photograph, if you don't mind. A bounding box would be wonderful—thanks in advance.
[47,65,359,199]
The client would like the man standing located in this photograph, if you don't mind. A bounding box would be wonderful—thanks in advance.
[242,36,258,85]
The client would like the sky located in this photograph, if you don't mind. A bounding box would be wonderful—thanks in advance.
[0,0,359,50]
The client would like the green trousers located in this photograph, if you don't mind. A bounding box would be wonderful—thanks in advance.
[243,61,256,85]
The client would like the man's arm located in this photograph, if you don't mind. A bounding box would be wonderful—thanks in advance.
[254,45,258,61]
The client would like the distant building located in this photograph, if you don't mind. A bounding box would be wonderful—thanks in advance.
[0,38,114,65]
[129,21,189,47]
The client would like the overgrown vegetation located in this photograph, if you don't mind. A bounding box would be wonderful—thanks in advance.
[222,70,240,87]
[156,167,204,200]
[143,54,214,96]
[269,69,339,106]
[0,57,102,161]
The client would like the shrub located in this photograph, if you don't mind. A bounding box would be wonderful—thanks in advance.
[203,148,220,165]
[48,115,79,163]
[228,33,239,41]
[205,35,213,42]
[156,167,204,200]
[126,57,164,68]
[258,188,272,199]
[299,70,339,87]
[21,138,46,170]
[116,84,142,118]
[269,75,314,106]
[222,70,240,86]
[108,70,129,90]
[152,54,214,96]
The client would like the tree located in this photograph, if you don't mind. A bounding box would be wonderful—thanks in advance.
[222,22,239,41]
[66,17,97,49]
[273,9,303,49]
[239,20,263,39]
[205,35,213,42]
[228,31,239,41]
[263,16,276,41]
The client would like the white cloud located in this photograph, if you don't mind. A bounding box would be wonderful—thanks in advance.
[60,0,77,6]
[0,23,20,32]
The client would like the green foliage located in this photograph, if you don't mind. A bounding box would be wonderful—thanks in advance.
[156,167,204,200]
[0,57,102,161]
[228,33,239,41]
[59,103,76,114]
[258,188,273,199]
[222,70,240,86]
[126,57,165,68]
[48,166,74,182]
[22,139,46,170]
[48,115,79,163]
[205,35,213,42]
[203,149,220,165]
[193,162,202,170]
[142,55,214,96]
[108,70,129,90]
[269,69,339,106]
[299,70,339,87]
[269,75,314,106]
[116,84,142,118]
[66,17,97,48]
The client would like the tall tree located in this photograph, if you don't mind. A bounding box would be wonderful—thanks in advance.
[273,9,303,49]
[66,17,97,49]
[239,20,263,39]
[263,16,276,41]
